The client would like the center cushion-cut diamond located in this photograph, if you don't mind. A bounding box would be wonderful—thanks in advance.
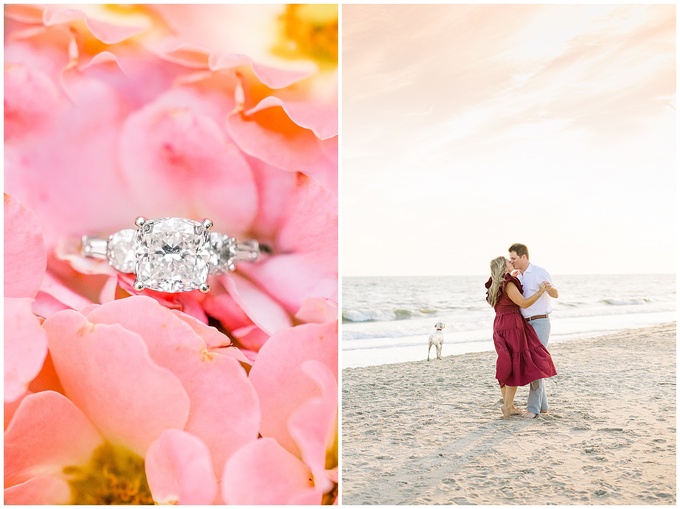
[135,218,211,292]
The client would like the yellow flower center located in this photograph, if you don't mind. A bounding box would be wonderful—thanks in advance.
[63,442,154,505]
[326,423,338,470]
[274,5,338,67]
[322,421,339,504]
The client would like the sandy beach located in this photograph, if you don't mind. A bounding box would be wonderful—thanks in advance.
[341,322,676,505]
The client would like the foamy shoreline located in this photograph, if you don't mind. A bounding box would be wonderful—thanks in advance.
[341,322,676,505]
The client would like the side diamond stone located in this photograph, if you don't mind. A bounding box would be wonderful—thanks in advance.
[106,229,136,273]
[135,218,211,292]
[208,233,236,274]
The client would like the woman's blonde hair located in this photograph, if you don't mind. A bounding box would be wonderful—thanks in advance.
[487,256,507,308]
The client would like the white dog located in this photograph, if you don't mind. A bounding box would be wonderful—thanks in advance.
[427,322,445,361]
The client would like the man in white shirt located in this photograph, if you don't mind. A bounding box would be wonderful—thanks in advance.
[508,243,559,419]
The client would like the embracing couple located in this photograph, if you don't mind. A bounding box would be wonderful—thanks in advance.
[485,243,558,420]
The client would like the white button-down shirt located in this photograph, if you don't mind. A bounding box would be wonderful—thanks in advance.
[517,263,554,318]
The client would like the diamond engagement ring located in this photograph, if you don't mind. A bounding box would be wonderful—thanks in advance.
[81,217,268,293]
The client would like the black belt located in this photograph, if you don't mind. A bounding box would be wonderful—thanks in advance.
[525,314,549,322]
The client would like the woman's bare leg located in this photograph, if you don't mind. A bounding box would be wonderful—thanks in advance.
[500,385,521,417]
[501,386,518,419]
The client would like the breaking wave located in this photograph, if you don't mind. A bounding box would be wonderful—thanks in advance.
[342,307,437,323]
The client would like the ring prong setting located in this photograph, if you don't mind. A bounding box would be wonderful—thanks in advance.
[135,217,146,228]
[133,280,145,292]
[199,283,210,293]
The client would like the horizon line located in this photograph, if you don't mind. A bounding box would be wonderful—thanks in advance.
[343,273,677,278]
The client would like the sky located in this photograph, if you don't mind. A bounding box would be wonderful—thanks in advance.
[341,4,676,276]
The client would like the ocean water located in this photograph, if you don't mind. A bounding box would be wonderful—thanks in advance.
[342,274,676,368]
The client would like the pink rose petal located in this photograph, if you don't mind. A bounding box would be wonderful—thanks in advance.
[26,351,66,397]
[210,53,314,89]
[4,298,48,402]
[220,272,293,336]
[4,475,72,505]
[145,429,218,505]
[85,297,260,473]
[4,391,104,488]
[5,71,136,249]
[43,309,191,456]
[32,291,72,319]
[98,274,121,304]
[147,4,316,87]
[151,5,288,74]
[244,255,338,316]
[241,173,337,313]
[169,306,234,346]
[4,63,62,139]
[244,157,297,242]
[222,437,321,505]
[227,105,338,193]
[178,351,260,473]
[295,297,339,324]
[5,396,26,430]
[231,324,270,354]
[249,321,338,458]
[246,93,338,141]
[200,292,253,333]
[289,360,338,494]
[171,310,251,365]
[277,173,338,255]
[118,87,258,234]
[4,4,44,24]
[4,194,46,298]
[42,7,149,45]
[152,42,211,69]
[38,272,97,312]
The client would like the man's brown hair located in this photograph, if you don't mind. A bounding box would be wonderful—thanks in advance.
[508,243,529,259]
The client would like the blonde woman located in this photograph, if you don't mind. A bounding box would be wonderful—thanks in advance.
[485,256,557,419]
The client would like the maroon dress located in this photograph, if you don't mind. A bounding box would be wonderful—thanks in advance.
[485,273,557,387]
